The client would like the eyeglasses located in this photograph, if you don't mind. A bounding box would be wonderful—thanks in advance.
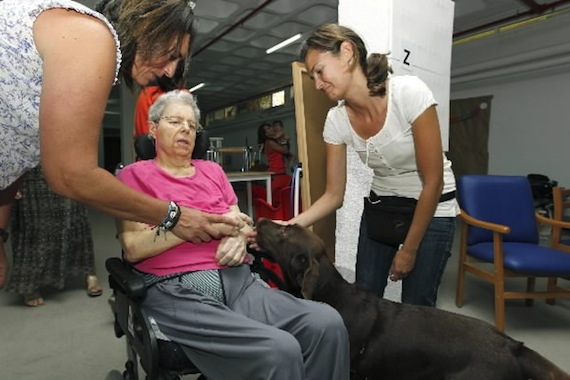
[159,116,201,131]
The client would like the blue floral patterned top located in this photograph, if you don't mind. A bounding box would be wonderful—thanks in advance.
[0,0,121,189]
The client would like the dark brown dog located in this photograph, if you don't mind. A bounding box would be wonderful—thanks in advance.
[255,219,570,380]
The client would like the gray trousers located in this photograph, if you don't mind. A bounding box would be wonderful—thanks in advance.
[143,264,350,380]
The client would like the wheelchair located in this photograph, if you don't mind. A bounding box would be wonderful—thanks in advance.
[106,131,286,380]
[527,173,558,217]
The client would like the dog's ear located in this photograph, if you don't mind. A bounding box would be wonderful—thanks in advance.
[300,258,319,299]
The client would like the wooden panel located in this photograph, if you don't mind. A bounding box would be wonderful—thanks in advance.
[291,61,337,260]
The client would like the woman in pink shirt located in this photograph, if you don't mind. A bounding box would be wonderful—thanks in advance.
[117,90,349,380]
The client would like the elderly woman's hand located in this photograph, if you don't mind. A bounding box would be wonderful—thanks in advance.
[215,233,248,266]
[212,210,252,236]
[234,212,253,227]
[214,210,253,265]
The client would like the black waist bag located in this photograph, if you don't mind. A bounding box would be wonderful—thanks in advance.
[363,193,417,247]
[363,191,456,246]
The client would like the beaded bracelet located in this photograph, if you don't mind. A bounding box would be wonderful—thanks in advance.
[157,201,181,231]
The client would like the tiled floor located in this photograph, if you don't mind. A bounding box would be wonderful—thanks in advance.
[1,209,568,379]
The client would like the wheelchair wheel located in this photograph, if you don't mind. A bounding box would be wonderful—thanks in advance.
[105,370,124,380]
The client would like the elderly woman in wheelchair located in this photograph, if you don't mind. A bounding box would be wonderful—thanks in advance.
[114,90,349,380]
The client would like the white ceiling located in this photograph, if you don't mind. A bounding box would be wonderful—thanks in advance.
[187,0,570,113]
[79,0,570,114]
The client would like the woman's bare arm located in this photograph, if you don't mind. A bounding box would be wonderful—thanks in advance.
[117,219,185,263]
[404,105,444,251]
[290,143,347,227]
[389,105,444,279]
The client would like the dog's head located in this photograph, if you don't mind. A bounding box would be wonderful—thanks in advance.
[255,219,328,299]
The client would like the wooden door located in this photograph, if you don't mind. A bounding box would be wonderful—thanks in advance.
[291,61,337,260]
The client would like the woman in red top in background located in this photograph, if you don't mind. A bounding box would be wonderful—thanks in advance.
[265,120,293,192]
[134,86,166,138]
[134,61,186,139]
[253,121,292,206]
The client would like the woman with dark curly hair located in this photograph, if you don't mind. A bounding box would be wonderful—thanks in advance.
[0,0,241,288]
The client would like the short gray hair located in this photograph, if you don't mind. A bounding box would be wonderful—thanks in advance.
[148,90,202,130]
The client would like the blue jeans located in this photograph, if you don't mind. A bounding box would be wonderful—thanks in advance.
[355,212,455,306]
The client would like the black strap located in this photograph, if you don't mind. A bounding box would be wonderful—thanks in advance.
[367,191,455,203]
[439,191,456,203]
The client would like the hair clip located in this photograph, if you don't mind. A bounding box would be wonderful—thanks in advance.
[187,1,196,10]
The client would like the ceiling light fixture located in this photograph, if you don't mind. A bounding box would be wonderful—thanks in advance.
[266,33,302,54]
[189,82,206,92]
[453,7,570,45]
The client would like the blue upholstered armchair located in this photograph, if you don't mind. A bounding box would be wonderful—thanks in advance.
[456,175,570,331]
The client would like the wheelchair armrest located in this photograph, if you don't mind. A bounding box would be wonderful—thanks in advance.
[106,257,147,299]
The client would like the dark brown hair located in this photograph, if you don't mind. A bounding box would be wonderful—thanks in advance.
[257,122,272,145]
[96,0,196,89]
[299,23,392,97]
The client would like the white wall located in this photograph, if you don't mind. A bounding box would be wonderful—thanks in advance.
[450,10,570,186]
[452,71,570,185]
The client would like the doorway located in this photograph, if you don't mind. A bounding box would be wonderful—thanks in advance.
[447,95,493,179]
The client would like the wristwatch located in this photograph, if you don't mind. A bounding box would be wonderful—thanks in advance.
[0,228,8,243]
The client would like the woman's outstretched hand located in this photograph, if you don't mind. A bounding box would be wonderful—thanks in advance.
[172,207,245,243]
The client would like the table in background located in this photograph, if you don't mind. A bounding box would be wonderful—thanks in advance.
[226,171,273,216]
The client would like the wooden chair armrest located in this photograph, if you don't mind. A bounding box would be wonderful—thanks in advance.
[459,209,511,234]
[536,212,570,229]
